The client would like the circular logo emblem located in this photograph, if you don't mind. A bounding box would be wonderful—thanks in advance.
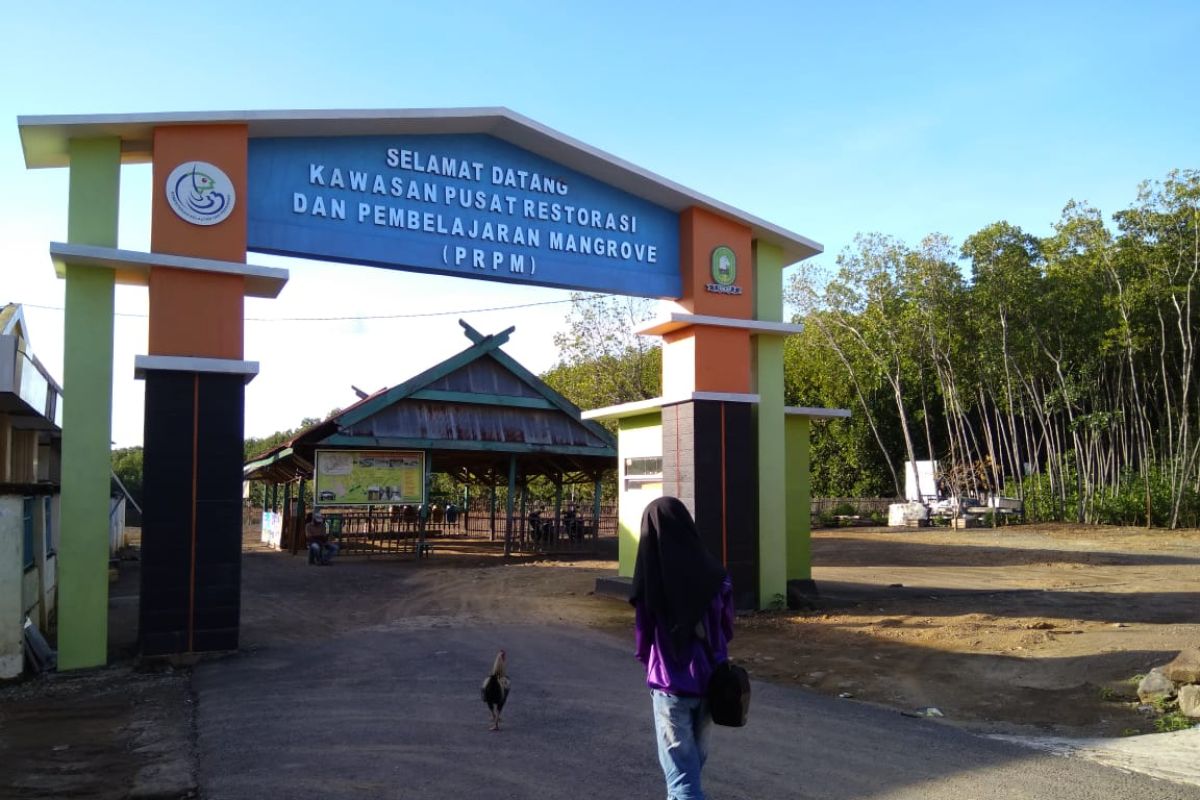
[711,246,737,286]
[166,161,235,226]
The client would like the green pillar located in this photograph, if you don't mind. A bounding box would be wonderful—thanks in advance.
[58,137,120,670]
[753,241,787,608]
[417,453,431,556]
[785,416,812,582]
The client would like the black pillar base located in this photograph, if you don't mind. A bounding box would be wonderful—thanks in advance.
[662,399,759,610]
[787,578,820,610]
[140,370,244,656]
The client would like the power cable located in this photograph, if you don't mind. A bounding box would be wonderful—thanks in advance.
[14,294,605,322]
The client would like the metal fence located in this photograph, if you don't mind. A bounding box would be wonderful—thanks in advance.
[811,497,897,517]
[464,500,618,554]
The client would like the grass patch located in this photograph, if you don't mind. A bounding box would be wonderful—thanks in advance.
[1155,712,1195,733]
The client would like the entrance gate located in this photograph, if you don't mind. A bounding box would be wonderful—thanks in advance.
[19,109,824,667]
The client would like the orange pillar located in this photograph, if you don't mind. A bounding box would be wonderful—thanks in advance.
[149,125,247,358]
[660,207,760,607]
[140,125,250,655]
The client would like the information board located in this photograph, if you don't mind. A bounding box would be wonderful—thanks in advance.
[314,450,425,506]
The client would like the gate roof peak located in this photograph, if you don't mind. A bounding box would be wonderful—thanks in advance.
[19,107,822,265]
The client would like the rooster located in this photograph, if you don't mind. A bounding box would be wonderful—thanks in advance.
[480,650,511,731]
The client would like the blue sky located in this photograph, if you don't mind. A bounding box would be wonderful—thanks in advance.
[2,1,1196,446]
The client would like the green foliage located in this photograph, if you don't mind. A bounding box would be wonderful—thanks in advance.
[541,293,661,419]
[111,446,143,505]
[1155,712,1195,733]
[782,324,901,496]
[783,169,1200,528]
[243,414,331,508]
[1022,467,1200,527]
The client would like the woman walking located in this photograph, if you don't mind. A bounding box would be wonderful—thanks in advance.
[631,497,735,800]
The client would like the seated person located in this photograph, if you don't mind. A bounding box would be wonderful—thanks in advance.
[306,510,339,565]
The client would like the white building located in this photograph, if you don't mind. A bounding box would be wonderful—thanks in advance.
[0,304,63,678]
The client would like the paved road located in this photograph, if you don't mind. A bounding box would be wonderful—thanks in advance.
[194,619,1200,800]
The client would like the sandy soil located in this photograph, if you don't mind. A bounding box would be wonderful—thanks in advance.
[241,522,1200,737]
[744,524,1200,736]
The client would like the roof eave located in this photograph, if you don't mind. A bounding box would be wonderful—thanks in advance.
[19,107,822,261]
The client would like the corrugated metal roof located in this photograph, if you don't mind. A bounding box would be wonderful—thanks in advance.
[424,358,542,399]
[345,400,611,449]
[244,321,616,482]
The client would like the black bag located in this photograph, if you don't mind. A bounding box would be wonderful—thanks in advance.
[708,660,751,727]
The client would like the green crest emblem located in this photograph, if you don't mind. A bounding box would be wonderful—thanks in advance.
[711,246,737,286]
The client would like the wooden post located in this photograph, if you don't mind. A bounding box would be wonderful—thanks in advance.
[553,475,563,546]
[504,455,516,557]
[593,475,603,541]
[489,478,497,542]
[293,478,305,556]
[462,484,470,535]
[519,479,527,549]
[282,481,292,551]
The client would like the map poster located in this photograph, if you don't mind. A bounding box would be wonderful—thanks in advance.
[314,450,425,506]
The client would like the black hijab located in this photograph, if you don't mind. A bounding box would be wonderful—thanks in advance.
[630,497,727,658]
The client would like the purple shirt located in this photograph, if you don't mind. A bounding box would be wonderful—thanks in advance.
[634,576,735,696]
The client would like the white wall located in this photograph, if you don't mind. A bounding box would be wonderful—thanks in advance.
[109,496,126,556]
[0,496,24,678]
[904,460,939,502]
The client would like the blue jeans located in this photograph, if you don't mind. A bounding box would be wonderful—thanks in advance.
[309,542,339,564]
[651,689,711,800]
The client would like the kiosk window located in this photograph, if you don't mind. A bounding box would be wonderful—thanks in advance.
[624,456,662,490]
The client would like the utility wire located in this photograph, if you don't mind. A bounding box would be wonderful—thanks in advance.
[15,295,604,322]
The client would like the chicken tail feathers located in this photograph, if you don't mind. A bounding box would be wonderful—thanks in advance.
[482,674,511,708]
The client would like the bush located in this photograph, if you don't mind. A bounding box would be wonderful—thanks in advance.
[1155,712,1195,733]
[1018,466,1200,527]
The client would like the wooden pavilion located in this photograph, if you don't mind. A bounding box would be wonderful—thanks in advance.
[243,321,617,557]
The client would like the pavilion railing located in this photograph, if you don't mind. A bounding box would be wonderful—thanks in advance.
[315,500,618,557]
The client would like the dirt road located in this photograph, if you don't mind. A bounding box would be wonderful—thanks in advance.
[195,534,1200,799]
[269,522,1200,737]
[3,522,1199,798]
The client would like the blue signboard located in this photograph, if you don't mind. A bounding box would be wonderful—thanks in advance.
[247,135,681,298]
